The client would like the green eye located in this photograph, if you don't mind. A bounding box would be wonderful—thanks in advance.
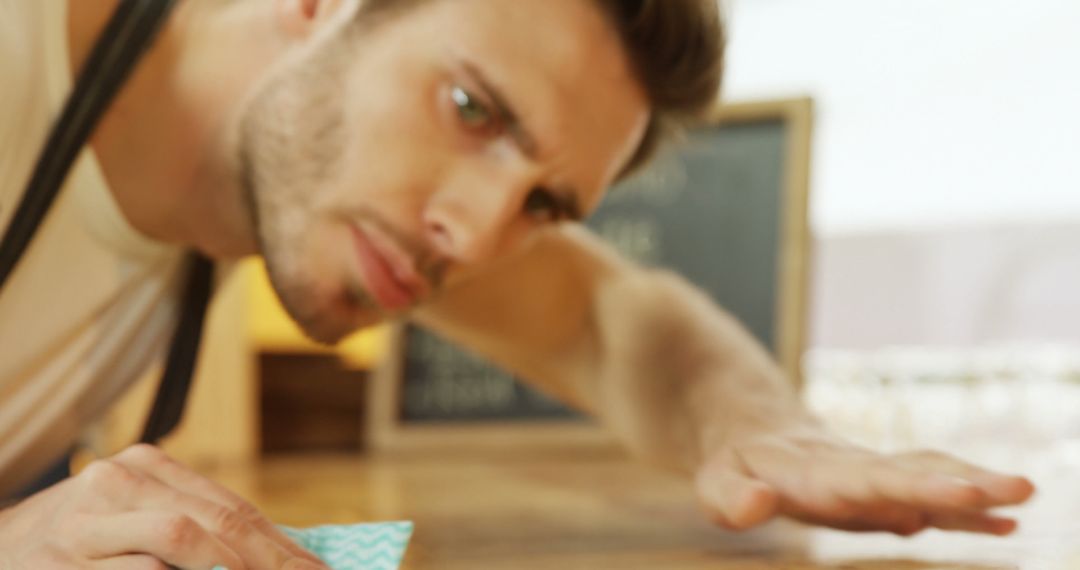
[451,86,496,131]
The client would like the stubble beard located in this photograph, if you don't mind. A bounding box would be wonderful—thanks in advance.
[235,45,365,345]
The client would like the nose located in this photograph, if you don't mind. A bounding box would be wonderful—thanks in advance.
[422,164,534,266]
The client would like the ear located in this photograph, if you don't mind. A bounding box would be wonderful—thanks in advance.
[275,0,351,40]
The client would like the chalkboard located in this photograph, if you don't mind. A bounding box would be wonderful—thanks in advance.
[370,99,813,446]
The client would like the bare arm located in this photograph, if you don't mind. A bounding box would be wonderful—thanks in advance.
[420,223,804,470]
[416,223,1035,535]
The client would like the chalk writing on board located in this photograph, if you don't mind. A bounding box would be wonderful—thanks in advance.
[402,327,578,422]
[595,218,662,264]
[608,154,688,206]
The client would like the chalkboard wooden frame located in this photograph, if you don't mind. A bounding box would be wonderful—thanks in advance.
[366,97,813,452]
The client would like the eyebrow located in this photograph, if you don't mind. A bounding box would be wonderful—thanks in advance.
[460,61,585,222]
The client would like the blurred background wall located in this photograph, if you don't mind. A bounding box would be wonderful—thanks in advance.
[723,0,1080,349]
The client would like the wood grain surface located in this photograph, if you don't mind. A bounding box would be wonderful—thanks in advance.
[195,444,1080,570]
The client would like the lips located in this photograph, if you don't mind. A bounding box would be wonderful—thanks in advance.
[348,223,423,312]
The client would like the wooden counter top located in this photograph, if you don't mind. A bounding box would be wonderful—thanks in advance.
[198,445,1080,569]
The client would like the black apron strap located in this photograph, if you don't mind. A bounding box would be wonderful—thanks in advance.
[140,253,214,444]
[0,0,201,463]
[0,0,178,287]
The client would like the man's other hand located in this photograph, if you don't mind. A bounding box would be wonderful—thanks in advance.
[694,428,1036,536]
[0,444,327,569]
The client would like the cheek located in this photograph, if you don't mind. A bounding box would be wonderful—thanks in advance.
[238,80,347,267]
[333,78,454,216]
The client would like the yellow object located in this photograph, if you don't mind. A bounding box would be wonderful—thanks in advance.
[242,258,388,370]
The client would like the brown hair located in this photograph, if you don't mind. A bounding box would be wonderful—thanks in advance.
[355,0,726,176]
[597,0,726,176]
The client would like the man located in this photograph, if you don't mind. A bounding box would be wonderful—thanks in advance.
[0,0,1035,567]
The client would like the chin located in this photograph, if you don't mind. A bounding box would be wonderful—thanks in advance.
[263,270,372,346]
[289,293,392,346]
[299,319,359,346]
[292,308,382,346]
[262,231,397,345]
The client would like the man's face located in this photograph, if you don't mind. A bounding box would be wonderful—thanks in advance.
[238,0,649,344]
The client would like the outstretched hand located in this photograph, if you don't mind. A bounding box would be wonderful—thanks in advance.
[694,428,1035,536]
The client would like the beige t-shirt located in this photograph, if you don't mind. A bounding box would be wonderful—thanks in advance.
[0,0,186,496]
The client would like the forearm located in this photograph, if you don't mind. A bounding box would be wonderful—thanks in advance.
[589,268,817,473]
[416,224,818,472]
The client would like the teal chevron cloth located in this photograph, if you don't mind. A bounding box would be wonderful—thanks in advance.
[213,521,413,570]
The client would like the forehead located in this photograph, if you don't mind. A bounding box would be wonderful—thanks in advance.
[368,0,651,207]
[429,0,625,73]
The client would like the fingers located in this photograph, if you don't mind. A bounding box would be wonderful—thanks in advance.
[786,502,928,536]
[811,455,1025,536]
[111,445,324,566]
[695,459,780,530]
[93,555,170,570]
[93,468,301,570]
[898,450,1036,506]
[859,459,987,511]
[711,434,1036,537]
[769,463,931,536]
[927,510,1018,536]
[282,559,334,570]
[74,511,245,570]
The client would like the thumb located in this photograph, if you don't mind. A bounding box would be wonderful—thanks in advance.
[695,460,779,531]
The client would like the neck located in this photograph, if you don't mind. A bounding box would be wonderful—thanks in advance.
[68,0,285,258]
